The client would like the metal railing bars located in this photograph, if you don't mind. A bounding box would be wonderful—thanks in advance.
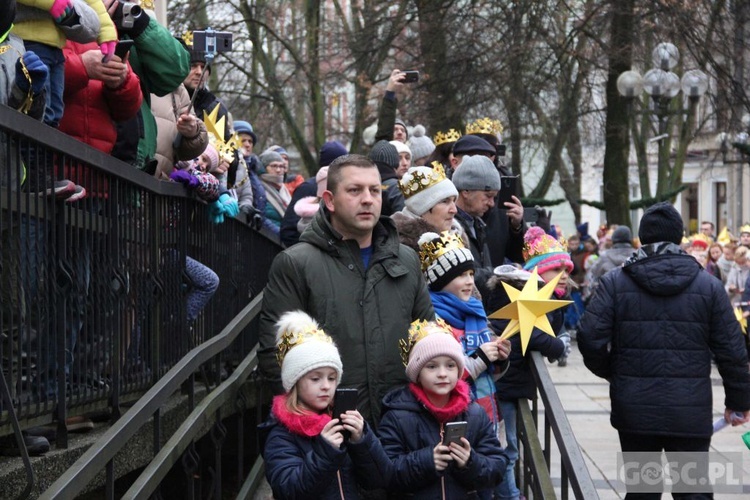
[518,398,557,498]
[38,293,263,500]
[529,351,599,499]
[122,345,258,499]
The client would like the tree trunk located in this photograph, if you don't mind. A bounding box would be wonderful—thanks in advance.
[601,0,635,226]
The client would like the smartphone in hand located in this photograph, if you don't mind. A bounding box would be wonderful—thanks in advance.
[442,421,468,446]
[498,176,519,205]
[332,388,358,440]
[114,39,135,59]
[401,70,419,83]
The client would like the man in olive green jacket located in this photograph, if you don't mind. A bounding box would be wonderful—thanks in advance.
[259,154,434,426]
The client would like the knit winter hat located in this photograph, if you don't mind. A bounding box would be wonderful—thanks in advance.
[611,226,632,244]
[369,140,400,171]
[451,155,501,191]
[399,165,458,216]
[407,125,436,160]
[201,144,220,172]
[319,141,348,167]
[315,166,329,197]
[403,320,465,383]
[233,120,257,144]
[390,140,412,158]
[276,310,343,392]
[268,145,289,159]
[638,202,684,245]
[522,226,574,275]
[259,151,284,169]
[394,118,409,139]
[418,231,475,291]
[0,0,15,40]
[452,135,496,156]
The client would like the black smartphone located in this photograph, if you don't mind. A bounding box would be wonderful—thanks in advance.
[401,70,419,83]
[332,388,358,420]
[114,39,135,59]
[443,421,468,446]
[523,207,539,224]
[498,176,519,205]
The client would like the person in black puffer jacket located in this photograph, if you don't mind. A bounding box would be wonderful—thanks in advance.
[578,202,750,496]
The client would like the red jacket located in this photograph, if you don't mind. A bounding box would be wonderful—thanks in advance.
[59,41,142,194]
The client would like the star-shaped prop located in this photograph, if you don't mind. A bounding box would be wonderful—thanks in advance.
[488,269,572,355]
[734,307,747,335]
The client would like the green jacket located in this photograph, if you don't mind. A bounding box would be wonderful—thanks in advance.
[123,18,190,169]
[259,206,435,425]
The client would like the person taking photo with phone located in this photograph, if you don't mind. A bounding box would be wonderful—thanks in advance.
[378,320,508,499]
[258,310,392,500]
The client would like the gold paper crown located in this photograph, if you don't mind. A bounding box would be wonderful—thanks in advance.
[141,0,155,10]
[433,129,462,146]
[203,104,238,161]
[399,318,452,366]
[276,325,333,366]
[182,30,194,48]
[398,163,448,197]
[418,231,467,272]
[740,224,750,235]
[465,117,504,136]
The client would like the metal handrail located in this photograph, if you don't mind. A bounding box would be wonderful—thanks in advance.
[528,351,599,499]
[122,345,259,499]
[38,294,263,499]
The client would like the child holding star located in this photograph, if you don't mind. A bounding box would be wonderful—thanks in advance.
[416,231,510,428]
[486,226,573,500]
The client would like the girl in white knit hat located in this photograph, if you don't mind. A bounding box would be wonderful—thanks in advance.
[258,310,391,499]
[377,320,508,499]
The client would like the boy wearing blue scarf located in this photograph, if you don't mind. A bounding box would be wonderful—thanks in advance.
[417,231,511,432]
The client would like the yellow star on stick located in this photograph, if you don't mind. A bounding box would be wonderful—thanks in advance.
[203,104,226,144]
[488,269,572,355]
[734,307,747,335]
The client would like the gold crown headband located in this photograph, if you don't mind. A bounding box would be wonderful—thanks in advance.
[399,163,448,197]
[399,318,453,366]
[276,326,333,366]
[433,129,462,146]
[418,231,467,272]
[203,104,239,162]
[465,117,504,136]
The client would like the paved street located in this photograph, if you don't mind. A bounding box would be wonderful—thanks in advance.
[549,341,750,499]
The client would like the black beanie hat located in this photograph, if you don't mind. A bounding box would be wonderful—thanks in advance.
[638,202,684,245]
[1,0,16,40]
[369,140,399,171]
[452,135,496,156]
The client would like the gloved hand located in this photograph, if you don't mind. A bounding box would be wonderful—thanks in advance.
[535,206,552,233]
[111,2,150,38]
[15,51,49,94]
[170,169,200,189]
[207,200,225,225]
[49,0,73,22]
[241,205,263,231]
[219,193,239,217]
[548,331,571,363]
[100,41,117,63]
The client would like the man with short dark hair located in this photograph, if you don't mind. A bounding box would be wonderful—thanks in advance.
[700,220,715,240]
[259,154,434,425]
[578,202,750,497]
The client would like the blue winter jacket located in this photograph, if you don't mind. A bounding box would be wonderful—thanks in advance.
[259,414,392,499]
[578,244,750,438]
[378,385,508,499]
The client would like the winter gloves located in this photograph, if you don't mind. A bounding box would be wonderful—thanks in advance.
[15,52,48,94]
[206,194,239,225]
[49,0,73,23]
[170,169,200,189]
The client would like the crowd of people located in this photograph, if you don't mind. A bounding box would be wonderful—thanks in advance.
[2,2,750,497]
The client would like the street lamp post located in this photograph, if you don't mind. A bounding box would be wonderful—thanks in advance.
[616,42,708,202]
[719,131,750,229]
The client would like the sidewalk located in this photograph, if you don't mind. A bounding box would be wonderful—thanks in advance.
[549,342,750,499]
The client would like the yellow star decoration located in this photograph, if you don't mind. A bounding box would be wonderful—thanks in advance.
[488,268,572,355]
[734,307,747,335]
